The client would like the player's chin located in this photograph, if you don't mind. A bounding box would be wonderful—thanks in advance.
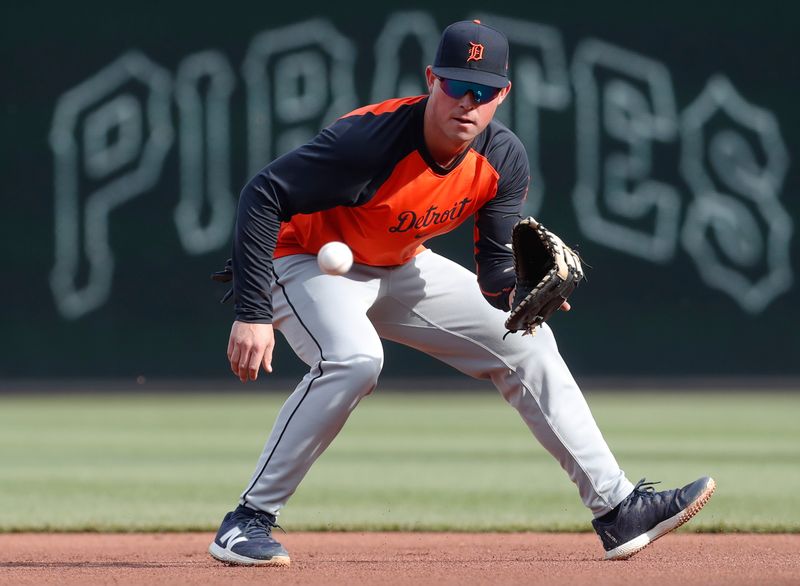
[447,123,480,142]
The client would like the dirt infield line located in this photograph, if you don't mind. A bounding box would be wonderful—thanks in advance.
[1,533,798,585]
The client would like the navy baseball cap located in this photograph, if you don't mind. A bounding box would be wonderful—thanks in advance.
[432,20,509,89]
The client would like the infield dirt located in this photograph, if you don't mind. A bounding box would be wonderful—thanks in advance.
[1,533,798,585]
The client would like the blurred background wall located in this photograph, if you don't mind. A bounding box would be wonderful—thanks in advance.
[1,1,797,383]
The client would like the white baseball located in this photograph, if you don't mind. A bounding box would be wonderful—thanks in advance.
[317,241,353,275]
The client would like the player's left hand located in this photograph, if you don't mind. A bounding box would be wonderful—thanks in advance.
[505,217,584,335]
[509,290,571,312]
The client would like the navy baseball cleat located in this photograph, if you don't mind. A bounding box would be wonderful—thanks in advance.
[208,505,290,566]
[592,476,716,560]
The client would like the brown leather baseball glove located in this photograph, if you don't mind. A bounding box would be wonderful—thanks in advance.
[505,217,585,336]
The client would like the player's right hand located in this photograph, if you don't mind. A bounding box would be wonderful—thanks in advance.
[227,321,275,382]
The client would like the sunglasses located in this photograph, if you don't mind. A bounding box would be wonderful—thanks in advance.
[436,76,503,104]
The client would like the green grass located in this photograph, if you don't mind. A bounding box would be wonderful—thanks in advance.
[0,390,798,532]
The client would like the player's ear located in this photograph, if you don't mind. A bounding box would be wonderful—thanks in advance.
[425,66,436,94]
[497,81,512,105]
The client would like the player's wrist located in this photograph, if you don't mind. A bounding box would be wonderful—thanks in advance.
[233,316,274,325]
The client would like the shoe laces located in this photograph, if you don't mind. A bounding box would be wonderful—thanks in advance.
[629,478,662,501]
[243,512,286,539]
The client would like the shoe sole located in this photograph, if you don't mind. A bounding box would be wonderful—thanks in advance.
[604,476,716,561]
[208,542,291,567]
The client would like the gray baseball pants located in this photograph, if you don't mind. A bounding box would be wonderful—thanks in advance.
[238,250,634,517]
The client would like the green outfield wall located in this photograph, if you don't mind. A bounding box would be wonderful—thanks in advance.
[1,1,798,379]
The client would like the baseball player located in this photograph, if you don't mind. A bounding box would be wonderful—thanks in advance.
[209,20,715,566]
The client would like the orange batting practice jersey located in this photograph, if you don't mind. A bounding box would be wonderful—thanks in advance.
[232,95,530,322]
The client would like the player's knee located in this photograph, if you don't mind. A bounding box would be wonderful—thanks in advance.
[345,354,383,392]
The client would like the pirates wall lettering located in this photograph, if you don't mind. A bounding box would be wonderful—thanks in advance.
[49,11,793,318]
